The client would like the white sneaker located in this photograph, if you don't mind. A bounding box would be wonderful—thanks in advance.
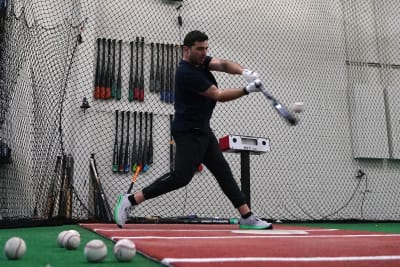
[114,194,135,228]
[239,214,273,229]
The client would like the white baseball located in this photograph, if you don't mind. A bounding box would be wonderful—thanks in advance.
[63,231,80,250]
[113,239,136,262]
[57,231,68,247]
[67,229,80,237]
[4,237,26,259]
[290,102,304,113]
[84,239,107,262]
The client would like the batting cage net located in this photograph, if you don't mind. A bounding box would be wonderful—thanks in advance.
[1,0,400,226]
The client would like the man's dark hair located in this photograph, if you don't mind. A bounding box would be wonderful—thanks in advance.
[183,30,208,47]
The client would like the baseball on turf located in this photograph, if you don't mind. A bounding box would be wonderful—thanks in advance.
[4,237,26,260]
[57,231,68,247]
[84,239,107,262]
[113,239,136,262]
[63,231,80,250]
[67,229,80,237]
[290,102,304,113]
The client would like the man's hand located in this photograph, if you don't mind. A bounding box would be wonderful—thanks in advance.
[242,69,259,83]
[244,79,262,94]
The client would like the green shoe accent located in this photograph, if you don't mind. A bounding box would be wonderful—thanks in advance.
[114,194,124,223]
[239,224,273,230]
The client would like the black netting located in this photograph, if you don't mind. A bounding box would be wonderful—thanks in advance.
[1,0,400,225]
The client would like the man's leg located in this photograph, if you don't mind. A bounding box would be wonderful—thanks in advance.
[114,130,207,228]
[202,133,272,229]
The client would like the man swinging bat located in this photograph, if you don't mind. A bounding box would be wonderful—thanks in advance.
[114,30,272,230]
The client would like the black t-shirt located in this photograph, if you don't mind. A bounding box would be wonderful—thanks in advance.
[172,56,218,132]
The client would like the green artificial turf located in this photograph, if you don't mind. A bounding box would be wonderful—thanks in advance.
[0,224,163,267]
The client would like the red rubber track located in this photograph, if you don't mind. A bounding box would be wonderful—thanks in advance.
[80,223,400,267]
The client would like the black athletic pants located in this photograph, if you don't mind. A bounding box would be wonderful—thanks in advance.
[142,129,247,208]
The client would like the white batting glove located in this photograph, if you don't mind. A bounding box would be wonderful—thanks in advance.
[242,69,259,83]
[244,79,262,94]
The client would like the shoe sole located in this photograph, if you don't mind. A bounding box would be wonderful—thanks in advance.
[114,194,124,228]
[239,223,273,230]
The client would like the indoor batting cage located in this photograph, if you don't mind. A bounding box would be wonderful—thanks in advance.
[1,0,400,226]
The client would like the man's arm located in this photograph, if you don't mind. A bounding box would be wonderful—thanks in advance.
[200,84,246,102]
[200,80,262,102]
[208,57,243,74]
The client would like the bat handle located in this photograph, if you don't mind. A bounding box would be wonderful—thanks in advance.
[133,165,142,183]
[105,87,111,99]
[124,164,130,173]
[116,88,121,100]
[128,89,134,102]
[139,89,144,102]
[111,85,116,98]
[94,86,101,99]
[134,88,139,100]
[100,86,105,99]
[131,163,137,172]
[142,164,149,172]
[112,164,118,173]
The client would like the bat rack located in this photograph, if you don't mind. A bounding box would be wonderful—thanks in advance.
[219,135,270,208]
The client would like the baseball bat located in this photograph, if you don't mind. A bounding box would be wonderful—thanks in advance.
[130,111,137,172]
[112,110,119,172]
[100,38,107,99]
[258,83,298,126]
[111,39,116,98]
[155,43,161,93]
[57,154,68,218]
[90,154,113,222]
[164,43,170,102]
[137,112,143,171]
[104,39,112,99]
[133,37,140,100]
[94,38,101,99]
[149,42,155,92]
[116,40,122,100]
[142,112,148,171]
[160,43,166,101]
[139,37,145,101]
[65,154,74,219]
[123,111,130,173]
[169,44,174,103]
[46,155,62,219]
[128,41,135,101]
[169,114,174,172]
[147,112,153,164]
[127,165,142,194]
[118,111,124,172]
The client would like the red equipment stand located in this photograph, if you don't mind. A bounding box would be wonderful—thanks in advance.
[219,135,270,208]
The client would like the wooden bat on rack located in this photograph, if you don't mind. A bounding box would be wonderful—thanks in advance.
[100,38,107,99]
[118,111,125,172]
[104,39,112,99]
[123,111,130,173]
[112,110,119,172]
[149,42,155,92]
[139,37,145,101]
[128,41,135,102]
[111,39,117,98]
[133,37,140,101]
[94,38,101,99]
[142,112,149,171]
[147,112,153,165]
[116,40,122,100]
[131,111,137,172]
